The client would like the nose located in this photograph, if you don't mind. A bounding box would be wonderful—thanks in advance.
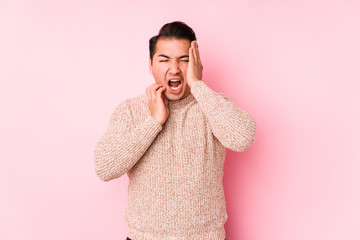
[169,59,180,74]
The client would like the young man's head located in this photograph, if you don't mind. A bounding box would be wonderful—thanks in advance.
[149,21,197,101]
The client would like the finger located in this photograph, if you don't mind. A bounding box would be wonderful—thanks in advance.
[162,96,168,108]
[149,83,162,98]
[189,43,195,64]
[156,86,166,99]
[148,83,158,92]
[191,41,198,62]
[152,83,163,91]
[154,84,164,96]
[195,42,201,62]
[193,46,199,63]
[193,41,200,63]
[148,84,156,99]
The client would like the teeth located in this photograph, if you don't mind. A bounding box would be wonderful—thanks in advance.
[168,79,182,90]
[170,85,181,90]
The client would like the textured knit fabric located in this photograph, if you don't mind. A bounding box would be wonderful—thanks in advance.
[94,81,256,240]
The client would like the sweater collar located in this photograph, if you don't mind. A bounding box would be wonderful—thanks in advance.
[168,93,196,110]
[142,92,196,110]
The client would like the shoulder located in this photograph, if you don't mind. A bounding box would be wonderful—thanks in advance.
[113,93,146,110]
[127,92,147,107]
[112,93,148,119]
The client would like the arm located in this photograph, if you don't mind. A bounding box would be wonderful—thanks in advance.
[191,81,256,152]
[94,83,169,181]
[94,100,162,181]
[186,41,256,152]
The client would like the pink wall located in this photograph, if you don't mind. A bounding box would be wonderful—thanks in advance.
[1,0,359,239]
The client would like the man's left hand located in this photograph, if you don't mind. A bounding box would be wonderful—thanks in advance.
[186,41,203,88]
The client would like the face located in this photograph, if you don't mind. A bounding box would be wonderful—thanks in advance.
[149,38,191,101]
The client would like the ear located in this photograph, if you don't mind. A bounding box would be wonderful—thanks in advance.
[149,58,153,74]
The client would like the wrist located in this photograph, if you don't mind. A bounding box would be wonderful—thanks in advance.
[188,79,201,88]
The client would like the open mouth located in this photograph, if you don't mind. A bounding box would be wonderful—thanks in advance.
[168,79,182,93]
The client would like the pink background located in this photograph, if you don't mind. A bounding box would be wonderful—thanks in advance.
[1,0,359,239]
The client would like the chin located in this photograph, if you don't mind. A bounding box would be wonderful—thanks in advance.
[165,93,183,101]
[164,85,190,101]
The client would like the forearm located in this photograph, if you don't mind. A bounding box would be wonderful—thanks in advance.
[94,115,162,181]
[191,81,256,152]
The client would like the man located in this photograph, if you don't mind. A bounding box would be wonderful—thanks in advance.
[94,21,256,240]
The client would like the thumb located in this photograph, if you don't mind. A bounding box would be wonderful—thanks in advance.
[162,96,168,108]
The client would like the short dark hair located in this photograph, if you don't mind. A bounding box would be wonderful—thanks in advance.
[149,21,197,63]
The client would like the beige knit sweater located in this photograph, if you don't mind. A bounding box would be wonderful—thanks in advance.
[94,81,256,240]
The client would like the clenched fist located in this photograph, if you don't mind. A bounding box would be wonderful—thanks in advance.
[146,83,169,125]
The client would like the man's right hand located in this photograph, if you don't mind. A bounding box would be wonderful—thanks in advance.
[146,83,169,125]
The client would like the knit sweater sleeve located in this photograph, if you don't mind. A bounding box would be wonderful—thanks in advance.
[94,99,162,181]
[190,81,256,152]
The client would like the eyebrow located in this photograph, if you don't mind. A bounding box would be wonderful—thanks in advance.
[157,54,189,59]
